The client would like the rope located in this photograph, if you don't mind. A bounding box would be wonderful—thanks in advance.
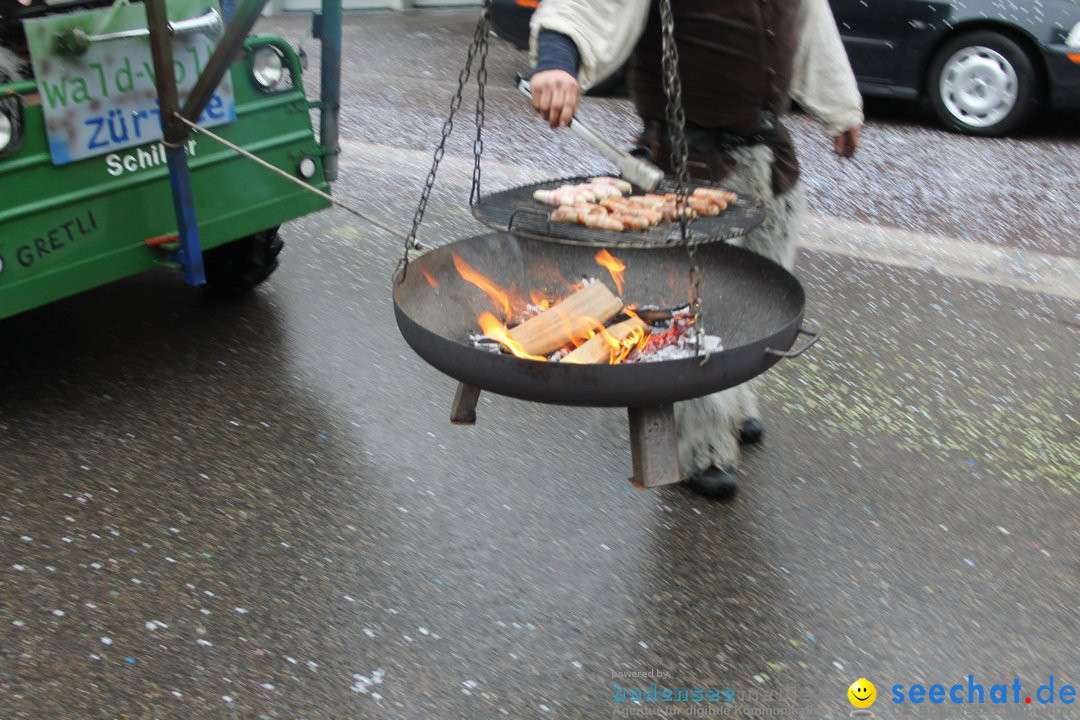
[172,112,411,242]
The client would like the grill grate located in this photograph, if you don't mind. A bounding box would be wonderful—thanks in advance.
[472,176,765,248]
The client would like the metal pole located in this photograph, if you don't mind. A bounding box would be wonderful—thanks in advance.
[145,0,205,285]
[179,0,270,123]
[319,0,341,181]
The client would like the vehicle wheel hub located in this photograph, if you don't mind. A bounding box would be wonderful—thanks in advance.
[940,45,1018,128]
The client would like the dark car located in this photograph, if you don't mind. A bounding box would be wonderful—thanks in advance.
[491,0,1080,136]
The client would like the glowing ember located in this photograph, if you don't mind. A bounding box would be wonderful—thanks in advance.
[421,268,439,289]
[594,249,626,294]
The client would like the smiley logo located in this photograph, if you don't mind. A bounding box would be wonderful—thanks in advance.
[848,678,876,708]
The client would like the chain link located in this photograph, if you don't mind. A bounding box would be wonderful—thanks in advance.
[470,10,490,207]
[396,2,492,283]
[657,0,708,361]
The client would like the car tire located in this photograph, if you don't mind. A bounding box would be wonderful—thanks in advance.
[927,30,1041,137]
[203,226,283,296]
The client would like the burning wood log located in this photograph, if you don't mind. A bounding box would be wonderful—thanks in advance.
[561,317,649,364]
[506,281,623,356]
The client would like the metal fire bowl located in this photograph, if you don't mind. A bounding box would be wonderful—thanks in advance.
[393,232,815,408]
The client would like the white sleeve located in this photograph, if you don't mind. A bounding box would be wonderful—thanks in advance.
[529,0,650,91]
[790,0,864,135]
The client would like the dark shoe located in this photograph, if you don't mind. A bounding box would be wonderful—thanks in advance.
[739,418,764,445]
[684,466,738,501]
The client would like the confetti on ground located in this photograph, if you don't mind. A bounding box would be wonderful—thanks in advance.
[11,564,25,571]
[52,610,65,617]
[998,527,1010,535]
[171,691,182,698]
[235,608,248,614]
[964,558,976,567]
[638,641,648,649]
[418,627,429,635]
[222,695,233,704]
[833,661,844,670]
[571,661,582,669]
[351,669,386,694]
[261,683,275,690]
[12,620,25,628]
[363,629,375,638]
[307,661,318,671]
[197,639,213,647]
[540,704,551,712]
[101,637,112,646]
[286,656,297,664]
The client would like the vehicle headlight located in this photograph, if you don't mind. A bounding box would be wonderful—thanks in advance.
[0,111,12,152]
[251,45,285,90]
[1068,21,1080,49]
[298,156,317,179]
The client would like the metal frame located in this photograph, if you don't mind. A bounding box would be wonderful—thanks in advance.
[143,0,341,284]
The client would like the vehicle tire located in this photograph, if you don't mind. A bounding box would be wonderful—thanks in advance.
[203,226,283,296]
[927,30,1041,137]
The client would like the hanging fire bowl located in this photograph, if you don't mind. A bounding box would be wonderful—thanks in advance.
[393,232,818,489]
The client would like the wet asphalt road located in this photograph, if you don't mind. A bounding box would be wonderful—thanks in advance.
[2,10,1079,720]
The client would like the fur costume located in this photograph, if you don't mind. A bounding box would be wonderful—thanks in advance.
[674,144,808,477]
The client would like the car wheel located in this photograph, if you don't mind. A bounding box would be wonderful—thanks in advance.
[203,226,283,296]
[927,30,1040,137]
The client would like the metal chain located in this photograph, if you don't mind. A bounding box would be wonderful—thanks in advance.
[396,3,491,283]
[657,0,707,360]
[469,6,490,207]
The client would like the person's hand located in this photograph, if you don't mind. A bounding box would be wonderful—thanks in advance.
[833,126,861,159]
[530,69,580,129]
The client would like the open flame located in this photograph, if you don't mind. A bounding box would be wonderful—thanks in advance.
[528,290,552,311]
[477,311,547,361]
[450,249,697,365]
[421,268,439,289]
[453,254,512,322]
[594,249,626,295]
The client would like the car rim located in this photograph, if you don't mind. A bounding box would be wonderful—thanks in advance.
[939,45,1019,128]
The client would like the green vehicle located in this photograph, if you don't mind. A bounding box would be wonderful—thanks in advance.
[0,0,341,320]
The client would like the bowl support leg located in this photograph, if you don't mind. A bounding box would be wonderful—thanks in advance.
[451,383,482,425]
[628,405,682,488]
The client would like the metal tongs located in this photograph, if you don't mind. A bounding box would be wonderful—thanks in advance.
[517,76,664,192]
